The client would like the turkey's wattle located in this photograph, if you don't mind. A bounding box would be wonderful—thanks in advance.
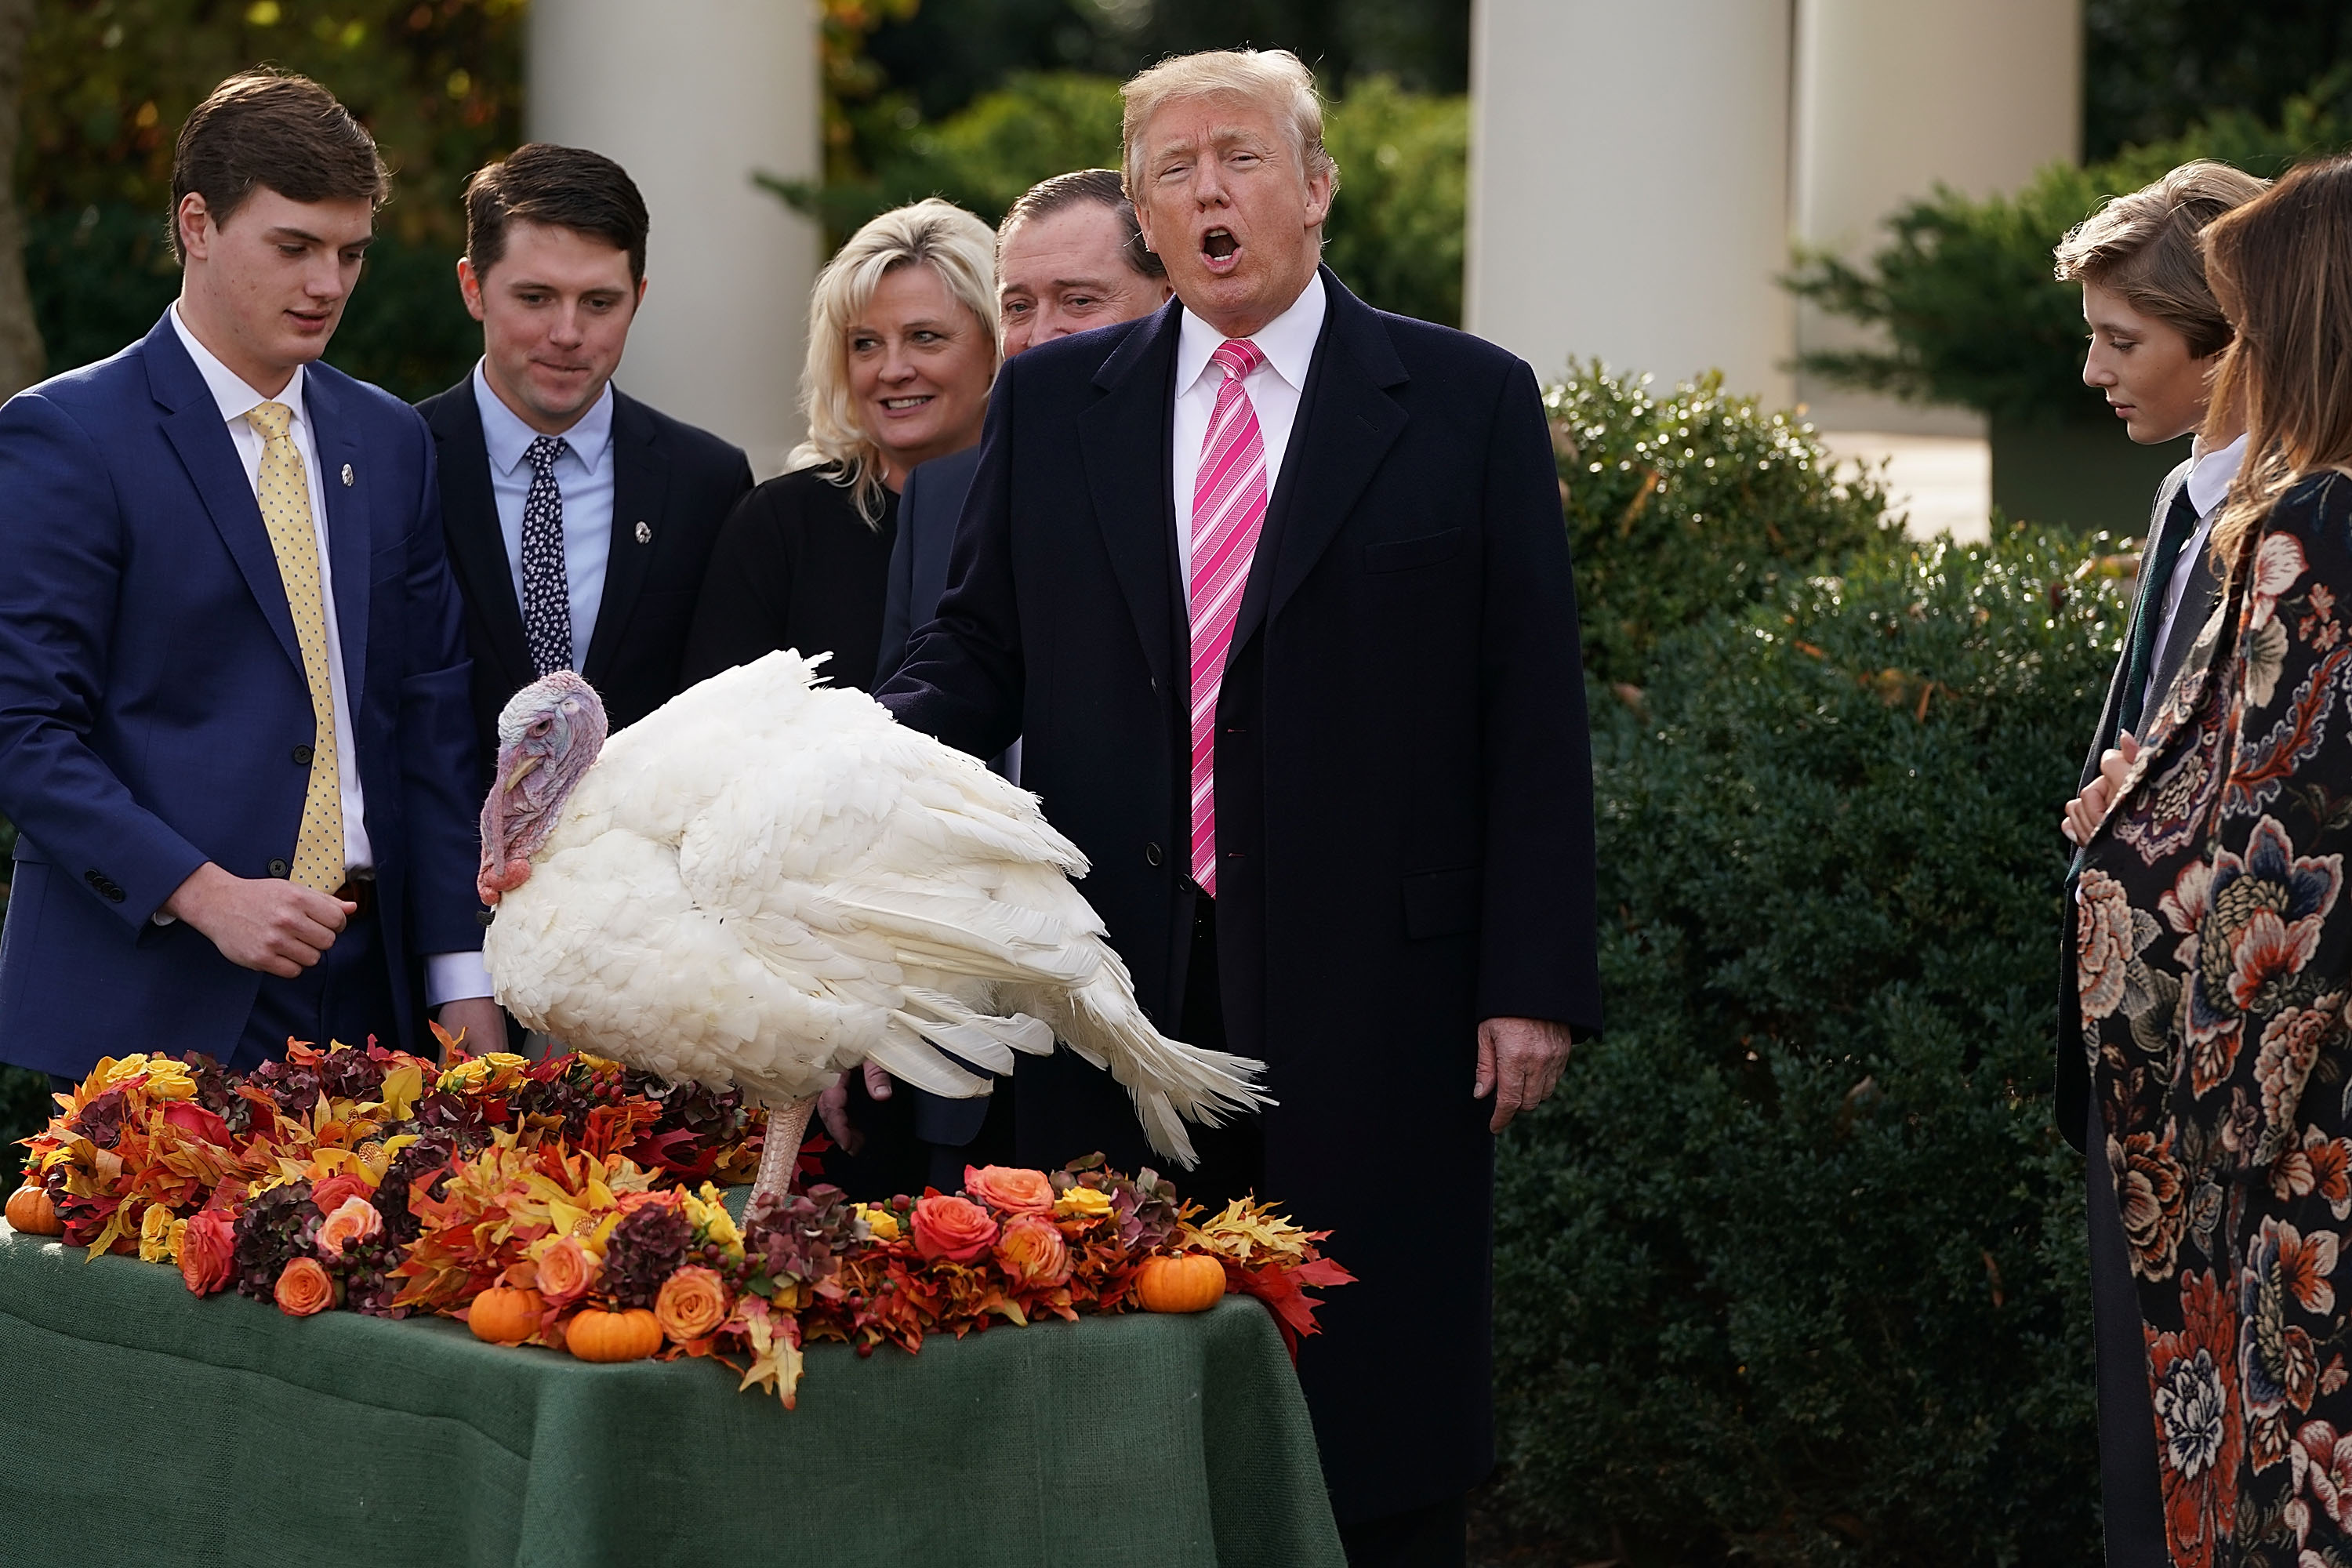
[475,654,1271,1201]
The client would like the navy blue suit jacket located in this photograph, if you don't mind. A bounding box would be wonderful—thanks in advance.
[0,314,483,1078]
[877,269,1600,1518]
[876,443,981,684]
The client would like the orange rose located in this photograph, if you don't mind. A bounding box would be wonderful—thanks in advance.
[535,1236,599,1308]
[993,1214,1070,1287]
[654,1265,731,1341]
[912,1193,999,1264]
[964,1164,1056,1217]
[309,1173,372,1216]
[316,1196,383,1258]
[274,1255,336,1317]
[180,1209,236,1297]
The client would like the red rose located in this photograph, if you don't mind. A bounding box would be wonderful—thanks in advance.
[912,1193,999,1264]
[309,1173,372,1216]
[179,1209,236,1296]
[964,1165,1056,1217]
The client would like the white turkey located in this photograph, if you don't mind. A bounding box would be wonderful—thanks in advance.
[474,653,1270,1201]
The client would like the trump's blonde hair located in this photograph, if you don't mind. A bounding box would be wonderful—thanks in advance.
[1119,49,1339,206]
[790,198,1000,525]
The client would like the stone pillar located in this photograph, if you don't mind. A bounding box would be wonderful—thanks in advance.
[1791,0,2082,434]
[527,0,821,477]
[1465,0,1795,405]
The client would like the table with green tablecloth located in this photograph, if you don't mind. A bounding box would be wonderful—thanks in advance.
[0,1218,1345,1567]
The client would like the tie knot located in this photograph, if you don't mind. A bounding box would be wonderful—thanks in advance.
[527,434,568,475]
[246,401,292,442]
[1211,338,1265,382]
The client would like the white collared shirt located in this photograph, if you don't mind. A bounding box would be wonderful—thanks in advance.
[2142,431,2249,715]
[166,305,490,1004]
[470,361,617,660]
[1171,270,1327,580]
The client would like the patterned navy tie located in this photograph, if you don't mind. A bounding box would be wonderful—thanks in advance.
[521,434,573,676]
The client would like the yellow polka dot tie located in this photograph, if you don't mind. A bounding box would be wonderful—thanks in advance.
[246,401,345,893]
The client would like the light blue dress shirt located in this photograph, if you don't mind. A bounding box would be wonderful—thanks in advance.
[470,361,615,664]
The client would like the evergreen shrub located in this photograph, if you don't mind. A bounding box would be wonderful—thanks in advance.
[1492,527,2131,1565]
[1549,361,1900,686]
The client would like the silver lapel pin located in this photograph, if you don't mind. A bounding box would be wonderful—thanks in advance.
[634,520,652,545]
[340,463,354,487]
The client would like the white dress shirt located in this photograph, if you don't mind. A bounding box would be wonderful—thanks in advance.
[1171,270,1327,579]
[166,305,489,1004]
[2140,431,2249,717]
[471,361,616,662]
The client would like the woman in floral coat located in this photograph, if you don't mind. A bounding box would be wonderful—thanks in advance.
[2079,155,2352,1567]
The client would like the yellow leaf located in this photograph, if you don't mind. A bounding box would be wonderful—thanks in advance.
[377,1065,423,1121]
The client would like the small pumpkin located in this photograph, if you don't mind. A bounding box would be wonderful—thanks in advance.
[5,1180,61,1237]
[566,1306,662,1363]
[1134,1253,1228,1313]
[468,1284,545,1346]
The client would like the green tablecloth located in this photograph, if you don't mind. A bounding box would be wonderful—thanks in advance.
[0,1218,1344,1567]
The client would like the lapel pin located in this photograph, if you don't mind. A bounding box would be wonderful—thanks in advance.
[340,463,354,487]
[634,520,652,545]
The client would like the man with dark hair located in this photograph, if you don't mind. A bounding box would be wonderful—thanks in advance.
[418,143,752,804]
[853,167,1171,1186]
[0,70,498,1084]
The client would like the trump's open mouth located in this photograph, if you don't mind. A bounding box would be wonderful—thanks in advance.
[1200,227,1240,270]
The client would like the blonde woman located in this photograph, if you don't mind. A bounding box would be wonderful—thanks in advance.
[684,198,998,692]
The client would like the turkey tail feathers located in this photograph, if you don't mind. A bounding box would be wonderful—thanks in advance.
[1048,977,1274,1171]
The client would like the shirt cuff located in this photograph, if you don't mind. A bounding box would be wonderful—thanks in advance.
[424,951,495,1007]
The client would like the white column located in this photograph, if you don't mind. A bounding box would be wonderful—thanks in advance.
[1791,0,2082,434]
[1466,0,1795,405]
[527,0,821,477]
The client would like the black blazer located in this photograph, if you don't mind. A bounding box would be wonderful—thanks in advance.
[877,443,982,682]
[417,379,752,791]
[2059,456,2216,1149]
[878,269,1600,1519]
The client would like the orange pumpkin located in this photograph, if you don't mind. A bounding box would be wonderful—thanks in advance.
[566,1306,662,1363]
[468,1285,545,1346]
[1134,1254,1228,1313]
[5,1180,60,1237]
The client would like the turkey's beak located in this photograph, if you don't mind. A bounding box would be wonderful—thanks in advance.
[503,754,540,793]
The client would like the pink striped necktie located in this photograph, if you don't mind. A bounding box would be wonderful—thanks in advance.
[1188,336,1269,898]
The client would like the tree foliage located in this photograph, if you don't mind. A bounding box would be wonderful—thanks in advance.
[1493,524,2129,1565]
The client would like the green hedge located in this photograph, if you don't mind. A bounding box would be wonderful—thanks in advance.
[1490,372,2129,1556]
[1788,78,2352,426]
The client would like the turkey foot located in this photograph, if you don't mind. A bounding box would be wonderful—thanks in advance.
[750,1094,822,1204]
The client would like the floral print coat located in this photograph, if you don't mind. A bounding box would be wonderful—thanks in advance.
[2082,473,2352,1568]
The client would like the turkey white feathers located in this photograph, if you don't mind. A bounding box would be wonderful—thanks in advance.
[477,653,1270,1178]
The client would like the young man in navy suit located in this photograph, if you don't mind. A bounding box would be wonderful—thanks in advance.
[879,49,1599,1566]
[2050,160,2266,1568]
[0,71,497,1083]
[418,144,752,800]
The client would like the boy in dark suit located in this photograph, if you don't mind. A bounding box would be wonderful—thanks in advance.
[2051,159,2267,1568]
[0,71,495,1081]
[417,144,752,800]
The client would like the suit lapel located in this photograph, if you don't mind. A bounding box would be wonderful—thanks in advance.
[1242,270,1406,646]
[147,318,304,674]
[583,390,669,686]
[426,381,533,691]
[2147,517,2222,710]
[1080,305,1181,691]
[305,369,372,706]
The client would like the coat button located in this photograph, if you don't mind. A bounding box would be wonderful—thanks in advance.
[1145,841,1163,867]
[292,744,314,766]
[268,858,289,878]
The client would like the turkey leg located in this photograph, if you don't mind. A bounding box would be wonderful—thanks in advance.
[750,1094,821,1204]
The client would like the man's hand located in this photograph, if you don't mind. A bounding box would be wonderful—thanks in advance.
[1475,1016,1575,1133]
[816,1061,896,1155]
[2061,731,2141,845]
[164,862,351,978]
[434,997,506,1062]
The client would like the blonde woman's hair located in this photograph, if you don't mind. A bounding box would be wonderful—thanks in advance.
[789,198,1000,525]
[2198,156,2352,580]
[2053,160,2268,359]
[1119,49,1339,209]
